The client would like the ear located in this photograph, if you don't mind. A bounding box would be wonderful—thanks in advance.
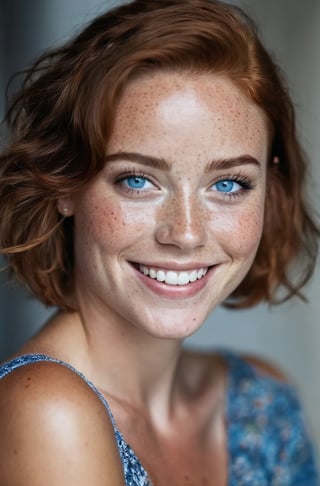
[57,197,74,217]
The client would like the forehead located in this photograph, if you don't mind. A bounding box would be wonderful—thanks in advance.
[108,71,269,162]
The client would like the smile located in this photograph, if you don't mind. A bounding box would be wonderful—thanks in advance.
[138,265,208,286]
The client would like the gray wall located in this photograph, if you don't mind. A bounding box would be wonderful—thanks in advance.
[1,0,319,453]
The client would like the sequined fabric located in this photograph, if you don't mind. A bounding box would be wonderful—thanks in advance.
[223,351,319,485]
[0,352,318,485]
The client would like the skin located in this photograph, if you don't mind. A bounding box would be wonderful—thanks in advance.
[71,72,268,341]
[0,72,272,485]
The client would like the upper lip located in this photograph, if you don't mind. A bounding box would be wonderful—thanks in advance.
[130,261,214,271]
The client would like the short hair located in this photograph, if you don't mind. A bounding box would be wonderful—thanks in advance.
[0,0,318,310]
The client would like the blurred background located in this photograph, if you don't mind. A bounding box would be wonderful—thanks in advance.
[1,0,319,454]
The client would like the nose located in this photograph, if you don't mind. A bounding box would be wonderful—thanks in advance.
[155,192,208,250]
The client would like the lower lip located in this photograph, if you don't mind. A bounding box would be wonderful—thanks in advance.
[131,264,213,299]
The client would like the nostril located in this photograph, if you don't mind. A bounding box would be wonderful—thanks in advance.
[155,213,207,249]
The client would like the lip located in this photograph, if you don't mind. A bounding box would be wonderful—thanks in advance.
[130,261,214,299]
[130,261,213,271]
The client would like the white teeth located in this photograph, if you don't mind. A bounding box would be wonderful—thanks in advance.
[165,271,178,285]
[149,268,157,279]
[197,268,208,279]
[177,272,190,286]
[138,265,209,286]
[156,270,166,282]
[197,269,203,279]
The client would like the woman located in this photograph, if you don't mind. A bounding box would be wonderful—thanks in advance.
[0,0,319,484]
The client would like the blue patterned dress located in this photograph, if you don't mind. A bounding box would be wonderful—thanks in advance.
[0,352,318,485]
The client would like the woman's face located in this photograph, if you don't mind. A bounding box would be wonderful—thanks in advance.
[68,72,269,339]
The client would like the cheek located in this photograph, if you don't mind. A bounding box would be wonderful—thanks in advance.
[75,195,155,254]
[211,204,264,258]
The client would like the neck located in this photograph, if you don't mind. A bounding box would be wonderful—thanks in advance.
[70,308,185,414]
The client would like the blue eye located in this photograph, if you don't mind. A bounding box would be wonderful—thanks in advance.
[124,176,149,189]
[119,174,156,192]
[213,180,241,193]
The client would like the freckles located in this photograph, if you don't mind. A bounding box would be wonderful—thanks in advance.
[211,207,263,257]
[80,196,128,248]
[111,84,168,148]
[233,210,263,253]
[84,193,156,254]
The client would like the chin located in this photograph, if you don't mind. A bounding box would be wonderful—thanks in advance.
[135,313,207,341]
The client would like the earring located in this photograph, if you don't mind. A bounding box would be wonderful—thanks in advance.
[58,199,71,216]
[273,155,280,165]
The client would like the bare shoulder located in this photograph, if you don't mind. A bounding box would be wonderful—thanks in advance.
[0,360,125,485]
[182,348,288,383]
[243,354,289,382]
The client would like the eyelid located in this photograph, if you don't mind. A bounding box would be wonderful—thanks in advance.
[209,173,253,187]
[113,169,161,196]
[115,170,158,185]
[212,179,242,192]
[208,173,255,200]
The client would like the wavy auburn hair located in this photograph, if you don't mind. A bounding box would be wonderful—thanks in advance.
[0,0,318,310]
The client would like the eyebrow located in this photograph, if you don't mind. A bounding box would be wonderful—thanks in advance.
[105,152,170,170]
[104,152,261,171]
[205,155,261,171]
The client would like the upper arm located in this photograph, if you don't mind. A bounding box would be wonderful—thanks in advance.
[0,362,125,486]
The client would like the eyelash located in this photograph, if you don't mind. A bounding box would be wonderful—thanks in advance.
[114,169,255,199]
[210,174,254,199]
[114,170,157,195]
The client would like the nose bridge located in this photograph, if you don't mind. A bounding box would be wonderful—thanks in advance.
[156,187,207,249]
